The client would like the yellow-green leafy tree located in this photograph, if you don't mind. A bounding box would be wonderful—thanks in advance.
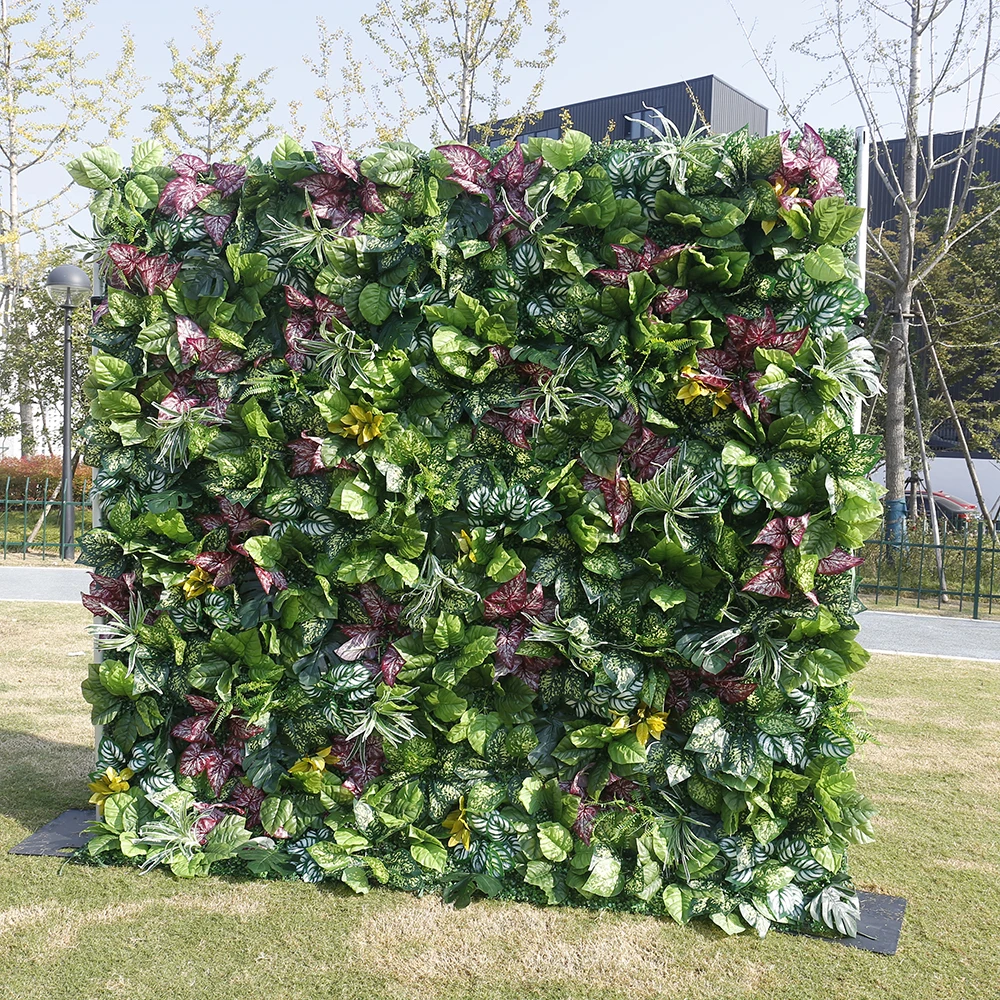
[0,0,138,455]
[146,8,277,163]
[302,0,566,152]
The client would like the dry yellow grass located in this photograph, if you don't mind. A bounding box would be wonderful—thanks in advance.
[1,606,998,1000]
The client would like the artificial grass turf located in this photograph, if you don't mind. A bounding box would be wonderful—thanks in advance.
[0,601,997,1000]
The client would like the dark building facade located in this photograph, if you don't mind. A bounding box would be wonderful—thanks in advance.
[475,74,768,147]
[868,129,1000,228]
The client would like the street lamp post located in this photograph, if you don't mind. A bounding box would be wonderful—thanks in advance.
[44,264,91,560]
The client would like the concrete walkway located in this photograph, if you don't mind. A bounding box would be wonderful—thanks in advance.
[0,566,996,661]
[857,610,1000,662]
[0,565,89,603]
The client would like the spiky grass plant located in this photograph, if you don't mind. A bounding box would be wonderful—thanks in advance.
[631,457,721,547]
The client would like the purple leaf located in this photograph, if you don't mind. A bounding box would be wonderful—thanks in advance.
[81,570,138,617]
[190,550,241,588]
[295,172,351,213]
[203,213,234,246]
[171,715,212,743]
[741,563,790,599]
[435,144,491,195]
[313,142,359,181]
[135,253,182,295]
[380,645,404,686]
[176,315,208,363]
[284,285,314,312]
[494,618,530,670]
[485,570,529,621]
[590,268,630,288]
[210,163,247,197]
[158,175,216,219]
[287,433,326,477]
[358,583,402,627]
[582,470,633,534]
[358,178,386,214]
[650,287,689,317]
[106,243,145,281]
[336,625,383,662]
[172,154,210,177]
[816,548,865,575]
[254,565,287,594]
[795,124,828,170]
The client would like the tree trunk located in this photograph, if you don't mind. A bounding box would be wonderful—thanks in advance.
[883,5,922,543]
[18,397,33,456]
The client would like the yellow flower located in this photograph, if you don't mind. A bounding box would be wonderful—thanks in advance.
[289,746,340,775]
[333,405,384,446]
[677,367,732,415]
[182,566,214,601]
[442,795,472,850]
[610,704,670,748]
[710,388,733,416]
[456,529,478,563]
[88,766,134,810]
[634,703,670,747]
[762,178,800,234]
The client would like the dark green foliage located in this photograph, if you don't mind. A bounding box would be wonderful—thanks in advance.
[74,125,880,939]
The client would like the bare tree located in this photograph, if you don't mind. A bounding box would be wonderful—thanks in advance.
[301,0,566,151]
[735,0,1000,537]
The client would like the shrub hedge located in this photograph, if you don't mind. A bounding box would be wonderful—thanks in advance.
[72,121,881,938]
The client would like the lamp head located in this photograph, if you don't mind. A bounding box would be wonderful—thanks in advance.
[44,264,91,307]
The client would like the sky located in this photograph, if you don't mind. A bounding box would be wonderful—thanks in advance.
[18,0,1000,240]
[80,0,998,147]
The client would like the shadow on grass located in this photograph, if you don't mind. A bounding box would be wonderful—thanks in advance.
[0,728,91,836]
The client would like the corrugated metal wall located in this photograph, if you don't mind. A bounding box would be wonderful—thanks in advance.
[474,74,769,144]
[869,129,1000,227]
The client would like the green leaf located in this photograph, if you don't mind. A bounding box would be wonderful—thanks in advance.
[124,175,161,210]
[550,170,584,203]
[131,140,166,173]
[408,826,447,873]
[721,440,757,467]
[649,584,686,611]
[143,510,193,543]
[423,686,467,722]
[361,148,414,187]
[242,535,282,568]
[68,146,123,190]
[803,245,846,283]
[536,822,573,863]
[581,848,622,897]
[608,733,647,765]
[810,197,865,245]
[359,283,392,325]
[752,460,793,504]
[517,776,546,815]
[710,912,746,935]
[538,130,592,169]
[662,884,693,924]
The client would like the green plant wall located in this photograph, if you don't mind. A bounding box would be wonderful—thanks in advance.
[72,120,882,938]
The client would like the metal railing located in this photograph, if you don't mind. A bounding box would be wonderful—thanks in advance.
[859,518,1000,619]
[0,476,93,560]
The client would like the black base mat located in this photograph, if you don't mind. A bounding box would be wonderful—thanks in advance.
[9,812,906,954]
[835,891,907,955]
[9,809,93,856]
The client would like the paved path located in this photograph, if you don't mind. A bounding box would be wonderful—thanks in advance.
[0,566,89,603]
[0,567,995,661]
[857,610,1000,662]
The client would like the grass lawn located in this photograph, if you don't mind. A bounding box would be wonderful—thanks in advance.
[1,601,997,1000]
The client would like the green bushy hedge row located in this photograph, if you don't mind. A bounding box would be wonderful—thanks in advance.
[72,119,881,938]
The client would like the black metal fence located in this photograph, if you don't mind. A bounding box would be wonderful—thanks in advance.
[0,477,93,559]
[860,519,1000,619]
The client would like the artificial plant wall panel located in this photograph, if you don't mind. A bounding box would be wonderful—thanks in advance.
[72,121,881,938]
